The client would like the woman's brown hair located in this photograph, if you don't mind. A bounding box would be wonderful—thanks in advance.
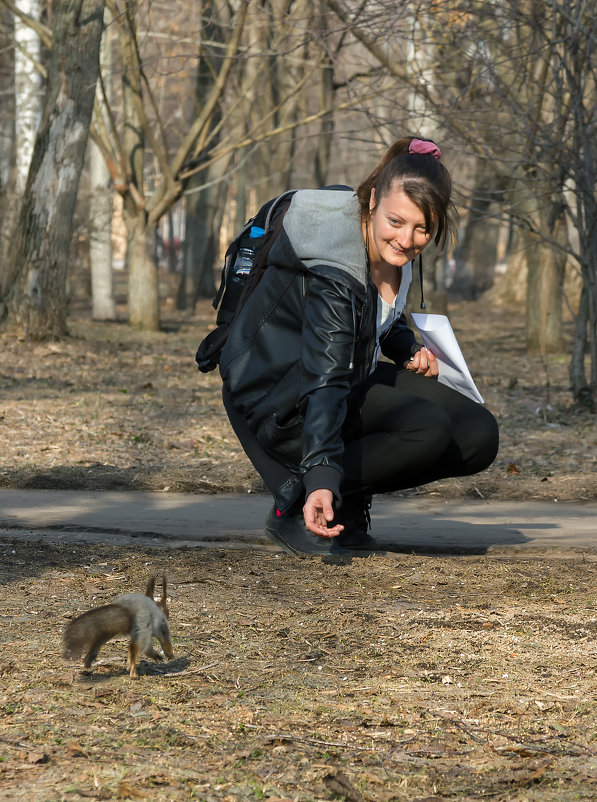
[356,137,458,250]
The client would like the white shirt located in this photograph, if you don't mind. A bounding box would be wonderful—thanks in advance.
[370,261,413,372]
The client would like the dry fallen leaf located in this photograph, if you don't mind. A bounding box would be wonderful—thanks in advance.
[64,741,87,757]
[323,771,364,802]
[26,751,49,764]
[117,781,147,800]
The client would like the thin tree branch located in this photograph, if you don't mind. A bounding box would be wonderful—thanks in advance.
[0,0,51,48]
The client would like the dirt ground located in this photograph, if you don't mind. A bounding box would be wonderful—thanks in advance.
[1,541,597,802]
[0,297,595,502]
[1,296,597,800]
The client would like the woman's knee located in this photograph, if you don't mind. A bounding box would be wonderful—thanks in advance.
[465,406,500,472]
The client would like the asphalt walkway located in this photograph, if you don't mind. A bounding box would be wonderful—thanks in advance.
[0,489,595,556]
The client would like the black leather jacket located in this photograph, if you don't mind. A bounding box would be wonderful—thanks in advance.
[219,189,420,512]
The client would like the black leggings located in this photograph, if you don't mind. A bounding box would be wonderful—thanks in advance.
[341,362,499,497]
[223,362,499,501]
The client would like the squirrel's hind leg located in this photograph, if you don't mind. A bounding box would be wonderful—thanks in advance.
[128,640,140,679]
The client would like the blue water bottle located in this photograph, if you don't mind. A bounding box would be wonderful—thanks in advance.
[218,226,266,326]
[233,226,266,278]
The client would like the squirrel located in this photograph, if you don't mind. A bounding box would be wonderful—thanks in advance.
[63,576,174,679]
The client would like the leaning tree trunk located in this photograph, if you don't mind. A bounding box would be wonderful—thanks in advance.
[521,196,564,355]
[0,0,105,339]
[119,0,160,331]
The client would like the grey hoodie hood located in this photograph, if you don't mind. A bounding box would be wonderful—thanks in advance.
[280,189,369,294]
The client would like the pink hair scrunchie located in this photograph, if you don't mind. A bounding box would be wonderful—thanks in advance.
[409,138,441,159]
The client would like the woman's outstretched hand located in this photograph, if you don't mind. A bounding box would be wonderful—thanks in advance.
[405,348,439,377]
[303,489,344,537]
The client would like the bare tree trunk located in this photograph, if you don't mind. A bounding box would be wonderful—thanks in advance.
[484,228,527,307]
[314,1,335,187]
[120,0,159,330]
[257,0,305,190]
[179,184,216,307]
[89,7,115,320]
[127,207,159,330]
[13,0,41,193]
[569,255,597,407]
[166,211,178,274]
[524,230,564,355]
[460,161,503,298]
[570,285,592,408]
[0,6,17,285]
[568,72,597,407]
[177,0,227,308]
[179,157,229,308]
[0,6,15,186]
[235,153,248,230]
[0,0,105,339]
[89,136,116,320]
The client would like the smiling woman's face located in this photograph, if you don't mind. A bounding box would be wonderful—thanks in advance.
[367,184,433,268]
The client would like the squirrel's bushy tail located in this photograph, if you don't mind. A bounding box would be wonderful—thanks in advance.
[63,604,133,659]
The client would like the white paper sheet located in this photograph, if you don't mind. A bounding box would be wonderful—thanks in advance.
[411,313,484,404]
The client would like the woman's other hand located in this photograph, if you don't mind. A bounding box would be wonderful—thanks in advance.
[404,348,438,377]
[303,489,344,537]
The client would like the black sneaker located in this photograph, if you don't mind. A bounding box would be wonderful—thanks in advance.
[331,496,382,551]
[265,505,337,556]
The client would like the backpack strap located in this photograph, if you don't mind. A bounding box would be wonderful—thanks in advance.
[213,190,297,312]
[263,189,297,231]
[197,190,298,372]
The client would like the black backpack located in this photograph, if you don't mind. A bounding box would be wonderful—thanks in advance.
[195,190,297,373]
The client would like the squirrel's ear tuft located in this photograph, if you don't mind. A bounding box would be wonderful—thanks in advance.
[145,576,156,599]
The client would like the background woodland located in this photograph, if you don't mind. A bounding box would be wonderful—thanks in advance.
[1,11,597,798]
[0,0,596,409]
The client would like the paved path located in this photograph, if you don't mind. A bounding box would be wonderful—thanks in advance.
[0,489,595,556]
